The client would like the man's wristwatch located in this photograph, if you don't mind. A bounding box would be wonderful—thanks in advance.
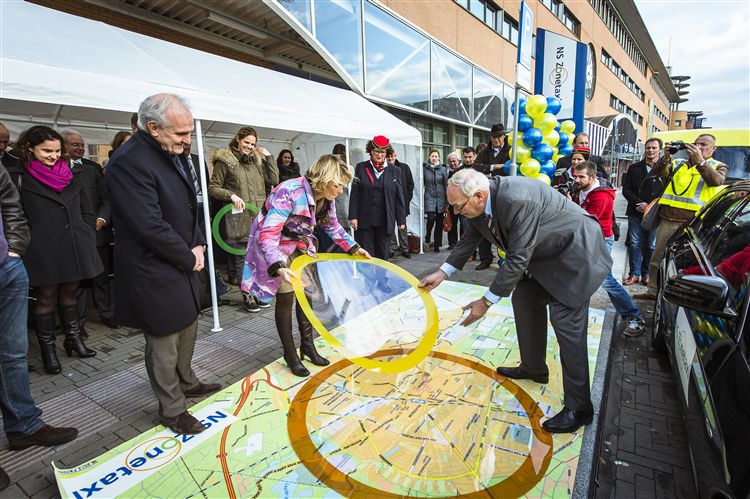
[480,296,493,307]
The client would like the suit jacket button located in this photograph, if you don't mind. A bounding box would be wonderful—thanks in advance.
[65,224,71,229]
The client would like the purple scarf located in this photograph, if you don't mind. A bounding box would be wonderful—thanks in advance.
[26,158,73,192]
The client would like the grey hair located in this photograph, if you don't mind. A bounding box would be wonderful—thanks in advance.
[446,152,459,161]
[448,168,489,197]
[137,93,191,131]
[60,128,83,140]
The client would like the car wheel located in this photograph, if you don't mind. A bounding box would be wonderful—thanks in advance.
[651,272,667,354]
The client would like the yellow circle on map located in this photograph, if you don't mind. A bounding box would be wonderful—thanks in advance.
[288,350,553,498]
[289,254,439,374]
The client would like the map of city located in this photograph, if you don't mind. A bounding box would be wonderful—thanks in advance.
[54,280,604,498]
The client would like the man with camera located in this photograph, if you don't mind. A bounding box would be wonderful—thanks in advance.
[570,161,645,336]
[634,134,728,300]
[621,138,668,286]
[419,168,611,433]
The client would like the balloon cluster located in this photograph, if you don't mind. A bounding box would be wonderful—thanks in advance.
[504,95,577,184]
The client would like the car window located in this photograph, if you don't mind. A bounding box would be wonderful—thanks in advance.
[707,202,750,306]
[694,191,748,249]
[712,146,750,181]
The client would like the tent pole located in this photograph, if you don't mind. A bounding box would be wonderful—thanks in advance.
[345,138,358,277]
[195,119,222,332]
[419,146,424,254]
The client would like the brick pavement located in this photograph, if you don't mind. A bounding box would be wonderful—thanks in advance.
[0,203,697,498]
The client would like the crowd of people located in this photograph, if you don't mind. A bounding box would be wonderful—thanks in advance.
[0,92,731,490]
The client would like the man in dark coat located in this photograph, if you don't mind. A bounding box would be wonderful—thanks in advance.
[476,123,510,177]
[105,93,220,435]
[420,169,611,434]
[621,137,667,286]
[387,149,414,258]
[0,122,20,173]
[63,129,117,329]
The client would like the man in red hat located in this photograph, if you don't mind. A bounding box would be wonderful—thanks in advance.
[349,136,406,292]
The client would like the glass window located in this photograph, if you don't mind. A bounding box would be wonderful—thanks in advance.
[455,0,468,8]
[708,202,750,301]
[315,0,363,88]
[364,2,430,111]
[431,43,472,123]
[455,126,469,148]
[694,192,748,249]
[473,68,504,128]
[470,0,485,20]
[474,130,490,147]
[279,0,312,31]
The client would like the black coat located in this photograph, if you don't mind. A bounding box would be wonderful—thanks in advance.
[348,161,405,235]
[105,131,205,336]
[621,160,668,218]
[278,161,302,183]
[72,159,112,247]
[16,170,102,286]
[394,159,414,216]
[476,143,510,176]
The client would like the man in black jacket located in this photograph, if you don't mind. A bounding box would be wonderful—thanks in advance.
[476,123,510,177]
[106,94,220,435]
[0,167,78,490]
[0,122,20,173]
[63,129,117,329]
[388,149,414,258]
[621,138,667,286]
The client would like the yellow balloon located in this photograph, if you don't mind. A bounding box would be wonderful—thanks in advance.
[525,94,548,119]
[520,158,541,177]
[535,172,551,185]
[514,143,531,161]
[542,129,560,147]
[552,154,564,165]
[535,113,557,134]
[507,133,515,146]
[560,120,576,135]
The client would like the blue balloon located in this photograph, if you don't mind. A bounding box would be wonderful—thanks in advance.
[554,123,561,132]
[559,144,574,156]
[521,128,543,148]
[517,114,533,132]
[558,131,569,146]
[540,160,556,177]
[531,143,554,163]
[503,159,514,176]
[546,97,562,115]
[511,98,527,116]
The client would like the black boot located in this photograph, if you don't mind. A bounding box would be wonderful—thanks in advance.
[297,303,329,367]
[59,305,96,358]
[34,313,61,374]
[275,293,309,377]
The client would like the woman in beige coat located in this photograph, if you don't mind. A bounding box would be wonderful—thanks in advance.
[209,126,278,311]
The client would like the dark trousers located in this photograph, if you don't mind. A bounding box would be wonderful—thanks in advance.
[511,277,592,411]
[91,245,114,320]
[425,212,444,249]
[144,319,201,419]
[448,210,460,246]
[478,239,494,263]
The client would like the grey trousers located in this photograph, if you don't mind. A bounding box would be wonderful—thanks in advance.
[144,319,201,419]
[511,277,592,411]
[647,218,684,295]
[390,224,408,253]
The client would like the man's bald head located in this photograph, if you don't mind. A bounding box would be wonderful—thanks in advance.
[0,122,10,154]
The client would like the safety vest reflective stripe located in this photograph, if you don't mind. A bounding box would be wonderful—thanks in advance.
[658,158,726,212]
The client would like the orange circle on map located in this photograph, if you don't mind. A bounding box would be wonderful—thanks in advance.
[287,350,553,498]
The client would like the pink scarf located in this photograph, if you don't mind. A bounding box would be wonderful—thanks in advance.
[26,158,73,192]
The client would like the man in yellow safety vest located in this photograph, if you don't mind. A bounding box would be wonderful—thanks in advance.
[634,133,727,299]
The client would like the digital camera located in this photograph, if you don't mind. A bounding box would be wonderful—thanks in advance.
[668,140,688,155]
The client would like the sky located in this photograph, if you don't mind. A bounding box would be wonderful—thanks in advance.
[634,0,750,129]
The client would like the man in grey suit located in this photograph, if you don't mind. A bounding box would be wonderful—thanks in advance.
[419,169,611,433]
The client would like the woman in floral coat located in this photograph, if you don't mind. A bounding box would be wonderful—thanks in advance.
[242,154,370,377]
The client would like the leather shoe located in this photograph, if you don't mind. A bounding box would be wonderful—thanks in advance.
[542,406,594,433]
[475,261,491,271]
[0,466,9,491]
[401,251,411,259]
[183,382,222,397]
[622,276,640,285]
[161,411,205,435]
[495,365,549,384]
[8,424,78,450]
[641,276,649,286]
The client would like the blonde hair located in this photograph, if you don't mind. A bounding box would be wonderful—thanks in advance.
[305,154,353,194]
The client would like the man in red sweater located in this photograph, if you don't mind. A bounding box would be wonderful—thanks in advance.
[571,160,645,336]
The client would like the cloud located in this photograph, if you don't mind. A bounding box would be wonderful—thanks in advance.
[635,0,750,128]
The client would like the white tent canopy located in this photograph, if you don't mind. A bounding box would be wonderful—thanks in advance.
[0,2,424,330]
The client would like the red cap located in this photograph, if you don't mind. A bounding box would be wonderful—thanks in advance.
[371,135,390,149]
[573,146,591,158]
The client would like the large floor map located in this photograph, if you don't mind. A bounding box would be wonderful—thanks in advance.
[54,280,604,498]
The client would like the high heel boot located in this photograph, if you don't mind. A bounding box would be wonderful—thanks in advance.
[275,292,309,377]
[297,303,329,366]
[59,305,96,358]
[34,313,61,374]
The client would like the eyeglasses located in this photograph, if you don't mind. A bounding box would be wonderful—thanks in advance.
[452,196,471,213]
[371,150,387,156]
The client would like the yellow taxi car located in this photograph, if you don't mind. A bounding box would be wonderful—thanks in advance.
[654,129,750,181]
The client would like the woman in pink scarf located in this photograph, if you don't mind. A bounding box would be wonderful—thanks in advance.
[15,126,102,375]
[242,154,370,377]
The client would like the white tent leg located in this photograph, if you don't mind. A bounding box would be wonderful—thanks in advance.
[345,138,358,278]
[195,119,222,332]
[419,147,424,254]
